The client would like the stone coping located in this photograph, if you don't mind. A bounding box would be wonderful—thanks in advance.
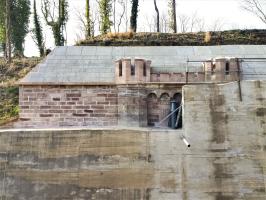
[0,126,182,133]
[18,81,235,86]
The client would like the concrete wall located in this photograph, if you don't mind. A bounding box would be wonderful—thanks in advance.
[0,129,188,200]
[1,80,265,200]
[183,80,266,199]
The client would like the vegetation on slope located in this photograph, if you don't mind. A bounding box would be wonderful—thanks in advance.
[0,58,39,126]
[77,29,266,46]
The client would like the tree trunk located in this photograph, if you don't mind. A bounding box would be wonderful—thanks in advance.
[86,0,91,37]
[130,0,139,32]
[154,0,159,32]
[172,0,177,33]
[5,0,11,63]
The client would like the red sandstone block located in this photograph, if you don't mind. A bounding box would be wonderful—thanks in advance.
[63,110,74,113]
[36,93,47,98]
[76,106,91,109]
[93,110,106,113]
[83,101,96,105]
[48,102,58,106]
[97,102,109,105]
[91,105,104,109]
[40,114,53,117]
[66,93,81,98]
[40,106,51,109]
[91,114,105,117]
[61,106,72,109]
[52,97,60,101]
[20,106,29,109]
[49,110,63,113]
[72,98,80,101]
[97,94,108,97]
[84,118,97,122]
[73,113,88,117]
[20,118,30,121]
[84,109,93,113]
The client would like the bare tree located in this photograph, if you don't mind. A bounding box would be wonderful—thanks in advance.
[117,0,126,32]
[153,0,160,32]
[178,14,190,33]
[75,5,97,40]
[189,12,205,32]
[209,19,225,32]
[241,0,266,25]
[160,12,169,33]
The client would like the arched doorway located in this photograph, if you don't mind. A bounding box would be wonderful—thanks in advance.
[173,93,182,128]
[147,93,159,126]
[159,93,171,127]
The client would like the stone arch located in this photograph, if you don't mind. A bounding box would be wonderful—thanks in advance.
[158,93,171,127]
[147,93,159,126]
[160,93,170,101]
[173,92,182,105]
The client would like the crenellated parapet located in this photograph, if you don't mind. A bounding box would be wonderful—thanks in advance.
[115,58,151,84]
[203,57,240,82]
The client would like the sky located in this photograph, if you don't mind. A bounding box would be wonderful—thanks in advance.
[24,0,266,57]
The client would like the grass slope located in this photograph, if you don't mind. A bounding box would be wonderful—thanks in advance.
[77,29,266,46]
[0,58,40,126]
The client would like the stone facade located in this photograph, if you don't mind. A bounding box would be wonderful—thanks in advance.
[18,84,182,128]
[18,57,241,128]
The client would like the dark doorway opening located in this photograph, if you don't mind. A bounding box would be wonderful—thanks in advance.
[172,93,182,129]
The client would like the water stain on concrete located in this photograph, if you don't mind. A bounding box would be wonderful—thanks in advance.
[209,88,227,144]
[256,108,266,117]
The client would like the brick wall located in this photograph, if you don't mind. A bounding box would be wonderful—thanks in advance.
[18,85,118,128]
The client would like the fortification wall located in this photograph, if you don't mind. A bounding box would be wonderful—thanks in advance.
[2,80,265,200]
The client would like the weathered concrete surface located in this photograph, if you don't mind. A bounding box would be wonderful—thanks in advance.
[183,80,266,200]
[0,80,265,199]
[0,129,188,200]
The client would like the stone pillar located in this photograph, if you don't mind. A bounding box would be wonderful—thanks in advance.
[117,85,147,127]
[204,59,213,82]
[214,58,226,82]
[145,60,151,82]
[227,58,239,81]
